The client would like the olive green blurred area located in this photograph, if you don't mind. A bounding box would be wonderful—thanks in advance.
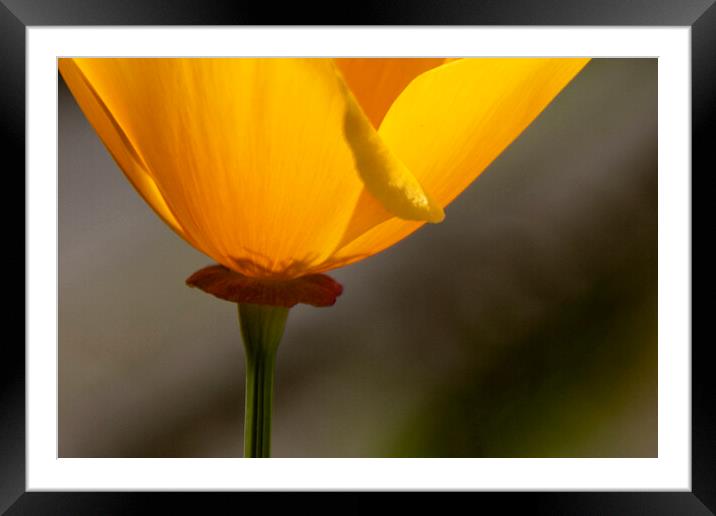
[58,58,657,458]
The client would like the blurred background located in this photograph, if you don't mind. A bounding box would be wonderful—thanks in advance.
[59,58,657,458]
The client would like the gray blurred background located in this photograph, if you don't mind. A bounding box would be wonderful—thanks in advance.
[59,58,657,458]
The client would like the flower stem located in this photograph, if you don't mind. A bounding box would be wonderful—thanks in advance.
[238,303,289,458]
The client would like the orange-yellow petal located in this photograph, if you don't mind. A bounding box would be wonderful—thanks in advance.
[58,58,190,244]
[334,58,446,128]
[61,58,375,278]
[330,58,590,265]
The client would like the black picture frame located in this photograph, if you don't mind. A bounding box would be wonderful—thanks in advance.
[4,0,710,512]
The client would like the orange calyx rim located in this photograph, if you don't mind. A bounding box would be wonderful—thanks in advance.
[186,264,344,308]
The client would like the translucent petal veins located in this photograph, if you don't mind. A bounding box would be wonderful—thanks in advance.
[60,57,590,283]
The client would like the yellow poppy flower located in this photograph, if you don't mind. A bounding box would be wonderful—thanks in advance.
[60,57,591,457]
[59,57,589,299]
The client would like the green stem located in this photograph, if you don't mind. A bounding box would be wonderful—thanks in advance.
[239,303,289,458]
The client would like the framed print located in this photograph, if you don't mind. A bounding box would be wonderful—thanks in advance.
[5,0,711,512]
